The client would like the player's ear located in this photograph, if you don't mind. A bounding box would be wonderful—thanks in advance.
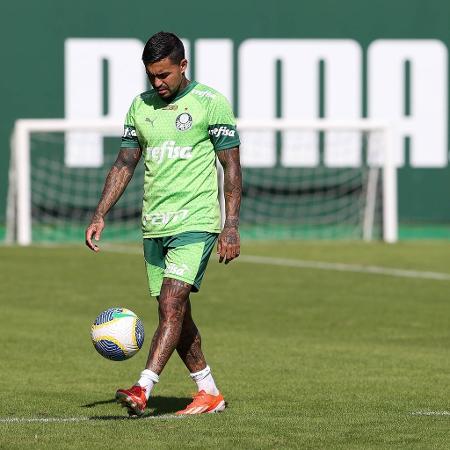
[180,58,188,75]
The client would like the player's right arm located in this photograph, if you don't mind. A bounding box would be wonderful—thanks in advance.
[85,147,142,252]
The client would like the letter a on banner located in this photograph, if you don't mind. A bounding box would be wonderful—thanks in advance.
[368,39,448,167]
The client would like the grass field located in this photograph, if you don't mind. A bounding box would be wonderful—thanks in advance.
[1,241,450,449]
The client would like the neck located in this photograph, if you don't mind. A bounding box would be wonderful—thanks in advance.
[166,76,190,103]
[179,76,190,92]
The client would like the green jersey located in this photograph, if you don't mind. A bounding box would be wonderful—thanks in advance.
[121,81,240,238]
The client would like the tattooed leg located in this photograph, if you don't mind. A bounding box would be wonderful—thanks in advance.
[145,278,191,375]
[176,298,207,373]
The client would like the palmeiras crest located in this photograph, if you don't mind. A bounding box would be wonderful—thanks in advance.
[175,113,193,131]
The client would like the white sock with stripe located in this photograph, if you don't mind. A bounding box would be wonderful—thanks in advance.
[137,369,159,400]
[190,365,219,396]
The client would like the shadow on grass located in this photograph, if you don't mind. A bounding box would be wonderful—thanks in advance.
[82,398,116,408]
[82,395,192,418]
[149,396,192,415]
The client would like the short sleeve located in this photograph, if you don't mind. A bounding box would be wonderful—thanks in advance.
[207,94,240,151]
[121,98,141,149]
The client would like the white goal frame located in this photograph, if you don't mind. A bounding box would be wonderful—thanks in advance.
[6,118,397,245]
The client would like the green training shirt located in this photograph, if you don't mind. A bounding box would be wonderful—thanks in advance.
[121,81,240,238]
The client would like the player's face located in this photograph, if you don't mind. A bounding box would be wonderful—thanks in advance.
[145,57,188,100]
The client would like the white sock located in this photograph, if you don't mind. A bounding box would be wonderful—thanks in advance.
[190,365,219,396]
[137,369,159,400]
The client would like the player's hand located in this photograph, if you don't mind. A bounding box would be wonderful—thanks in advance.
[217,227,240,264]
[85,216,105,252]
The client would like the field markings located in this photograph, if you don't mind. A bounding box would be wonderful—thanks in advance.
[0,415,183,424]
[411,411,450,416]
[102,245,450,282]
[239,255,450,281]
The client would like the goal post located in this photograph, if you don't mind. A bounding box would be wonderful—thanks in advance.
[237,118,397,243]
[6,118,397,245]
[7,119,123,246]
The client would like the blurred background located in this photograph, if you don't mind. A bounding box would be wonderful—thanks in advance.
[1,0,449,244]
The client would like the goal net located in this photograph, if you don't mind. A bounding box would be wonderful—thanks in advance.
[6,118,397,245]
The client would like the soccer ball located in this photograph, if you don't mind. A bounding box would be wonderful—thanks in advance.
[90,307,145,361]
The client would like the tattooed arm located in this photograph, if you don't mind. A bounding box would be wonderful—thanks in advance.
[85,147,142,252]
[216,147,242,264]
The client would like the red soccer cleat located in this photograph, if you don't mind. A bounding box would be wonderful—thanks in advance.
[115,385,147,416]
[176,390,226,415]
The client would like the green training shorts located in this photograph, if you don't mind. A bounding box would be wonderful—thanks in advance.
[143,231,218,297]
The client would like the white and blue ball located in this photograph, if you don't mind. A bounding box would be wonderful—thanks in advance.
[91,307,145,361]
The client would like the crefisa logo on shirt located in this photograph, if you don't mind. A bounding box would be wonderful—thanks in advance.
[175,113,193,131]
[122,126,137,138]
[209,125,236,138]
[146,140,193,164]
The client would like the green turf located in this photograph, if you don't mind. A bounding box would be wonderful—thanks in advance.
[0,241,450,449]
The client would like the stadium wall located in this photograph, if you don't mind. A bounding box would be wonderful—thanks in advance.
[1,0,449,238]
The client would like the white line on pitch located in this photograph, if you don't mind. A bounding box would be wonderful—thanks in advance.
[411,411,450,416]
[0,415,183,424]
[102,245,450,282]
[239,255,450,281]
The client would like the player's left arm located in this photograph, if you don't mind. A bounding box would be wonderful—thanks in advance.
[216,147,242,264]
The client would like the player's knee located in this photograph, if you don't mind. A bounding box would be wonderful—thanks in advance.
[158,299,185,323]
[157,278,190,322]
[158,297,188,323]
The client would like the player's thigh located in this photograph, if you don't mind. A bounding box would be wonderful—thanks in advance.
[164,232,218,293]
[143,238,165,297]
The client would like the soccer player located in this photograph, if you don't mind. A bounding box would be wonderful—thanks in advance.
[85,31,242,416]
